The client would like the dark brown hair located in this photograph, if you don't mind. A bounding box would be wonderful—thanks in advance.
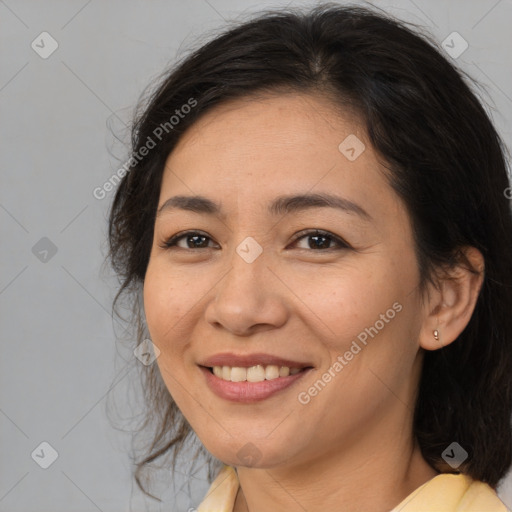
[107,3,512,498]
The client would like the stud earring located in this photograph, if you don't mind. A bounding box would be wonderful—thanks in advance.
[433,329,439,340]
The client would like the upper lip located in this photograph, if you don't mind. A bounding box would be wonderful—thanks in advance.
[199,353,313,369]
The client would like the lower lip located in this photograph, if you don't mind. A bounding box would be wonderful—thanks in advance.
[200,366,312,403]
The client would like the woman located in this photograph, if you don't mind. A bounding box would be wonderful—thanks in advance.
[108,4,512,511]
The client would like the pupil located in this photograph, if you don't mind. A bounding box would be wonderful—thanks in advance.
[310,235,329,249]
[189,235,207,248]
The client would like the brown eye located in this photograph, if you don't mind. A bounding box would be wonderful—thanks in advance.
[160,231,219,250]
[291,229,350,251]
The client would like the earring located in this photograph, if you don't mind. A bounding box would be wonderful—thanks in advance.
[433,329,439,340]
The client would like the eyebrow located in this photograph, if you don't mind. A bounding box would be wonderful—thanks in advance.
[156,192,371,221]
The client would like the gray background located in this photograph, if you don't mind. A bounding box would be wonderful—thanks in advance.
[1,0,512,511]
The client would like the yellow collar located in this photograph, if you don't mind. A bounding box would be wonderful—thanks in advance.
[197,465,508,512]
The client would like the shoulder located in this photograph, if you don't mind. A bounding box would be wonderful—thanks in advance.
[457,477,510,512]
[195,467,510,512]
[391,473,510,512]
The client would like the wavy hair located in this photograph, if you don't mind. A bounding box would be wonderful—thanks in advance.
[107,3,512,498]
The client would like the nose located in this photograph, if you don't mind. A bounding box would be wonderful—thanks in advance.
[204,246,288,336]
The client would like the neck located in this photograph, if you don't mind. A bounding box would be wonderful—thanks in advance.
[233,423,438,512]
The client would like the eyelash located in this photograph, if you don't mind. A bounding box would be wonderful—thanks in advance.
[159,229,351,252]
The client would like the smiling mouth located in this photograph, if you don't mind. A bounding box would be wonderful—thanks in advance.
[204,364,313,383]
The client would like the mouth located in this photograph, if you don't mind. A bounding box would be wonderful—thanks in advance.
[198,353,314,403]
[204,364,310,382]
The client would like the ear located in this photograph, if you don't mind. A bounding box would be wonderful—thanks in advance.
[419,246,485,351]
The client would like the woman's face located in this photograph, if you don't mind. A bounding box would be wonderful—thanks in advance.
[143,93,428,469]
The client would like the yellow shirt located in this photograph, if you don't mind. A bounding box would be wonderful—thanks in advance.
[197,464,510,511]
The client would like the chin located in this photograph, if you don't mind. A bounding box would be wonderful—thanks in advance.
[203,437,299,469]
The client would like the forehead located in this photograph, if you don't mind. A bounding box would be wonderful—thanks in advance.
[159,93,393,214]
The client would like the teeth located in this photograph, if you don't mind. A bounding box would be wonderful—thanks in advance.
[265,365,280,380]
[230,366,246,382]
[247,365,266,382]
[279,366,290,377]
[211,364,306,382]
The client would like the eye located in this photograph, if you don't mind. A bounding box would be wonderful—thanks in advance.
[160,230,219,250]
[160,229,350,251]
[289,229,350,251]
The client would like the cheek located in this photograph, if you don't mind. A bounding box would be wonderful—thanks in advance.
[143,260,196,353]
[142,261,200,406]
[284,261,400,349]
[289,256,421,398]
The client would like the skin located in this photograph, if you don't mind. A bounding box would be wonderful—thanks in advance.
[143,93,484,512]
